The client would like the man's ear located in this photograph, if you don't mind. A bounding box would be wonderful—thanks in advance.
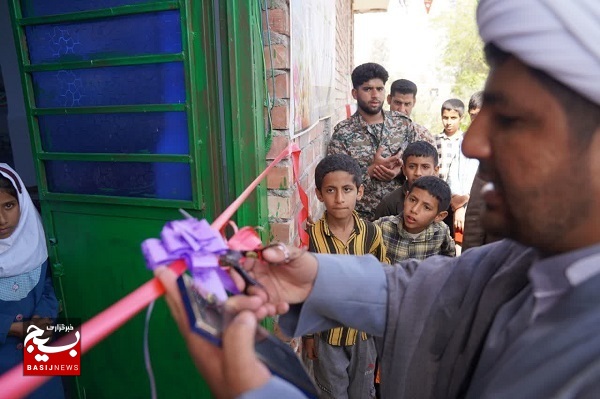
[434,165,440,177]
[387,94,392,105]
[352,88,358,100]
[357,184,365,200]
[434,210,448,223]
[315,187,324,202]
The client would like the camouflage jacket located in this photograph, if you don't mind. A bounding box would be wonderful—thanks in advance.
[327,110,434,220]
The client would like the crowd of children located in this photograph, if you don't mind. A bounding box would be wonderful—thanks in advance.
[303,67,484,398]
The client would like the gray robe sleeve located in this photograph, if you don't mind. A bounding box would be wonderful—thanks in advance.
[237,376,307,399]
[279,253,388,338]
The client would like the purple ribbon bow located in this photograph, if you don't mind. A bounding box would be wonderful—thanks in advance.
[141,218,239,302]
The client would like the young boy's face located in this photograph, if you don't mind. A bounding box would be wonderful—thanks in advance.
[402,155,439,187]
[441,109,462,136]
[316,171,363,221]
[403,187,447,234]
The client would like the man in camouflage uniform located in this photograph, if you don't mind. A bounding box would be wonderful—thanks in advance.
[328,63,434,221]
[387,78,432,144]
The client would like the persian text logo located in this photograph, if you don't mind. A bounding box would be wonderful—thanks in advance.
[23,322,81,376]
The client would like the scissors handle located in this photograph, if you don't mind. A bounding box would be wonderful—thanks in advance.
[220,250,263,292]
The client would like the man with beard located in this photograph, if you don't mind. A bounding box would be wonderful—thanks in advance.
[155,0,600,398]
[327,63,434,221]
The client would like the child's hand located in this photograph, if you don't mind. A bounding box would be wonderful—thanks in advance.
[30,316,54,339]
[302,336,318,360]
[450,194,470,211]
[9,322,27,339]
[454,207,466,232]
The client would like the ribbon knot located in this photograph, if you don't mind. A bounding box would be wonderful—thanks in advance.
[141,218,237,302]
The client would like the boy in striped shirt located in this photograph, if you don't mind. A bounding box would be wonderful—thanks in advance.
[303,153,388,399]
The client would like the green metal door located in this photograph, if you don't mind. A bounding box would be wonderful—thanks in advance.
[8,0,268,397]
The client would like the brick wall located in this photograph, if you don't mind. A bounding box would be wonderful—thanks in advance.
[335,0,355,123]
[263,0,354,246]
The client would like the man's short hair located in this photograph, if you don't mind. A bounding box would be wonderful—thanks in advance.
[315,153,362,190]
[441,98,465,117]
[468,91,483,111]
[402,141,439,167]
[390,79,418,97]
[351,63,389,89]
[484,43,600,147]
[410,176,451,212]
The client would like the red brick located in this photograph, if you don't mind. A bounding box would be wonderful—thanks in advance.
[268,195,292,219]
[300,143,314,170]
[266,164,292,189]
[267,73,289,99]
[270,104,289,130]
[262,8,290,36]
[266,135,290,160]
[270,221,293,243]
[264,44,289,69]
[298,129,310,148]
[309,121,325,142]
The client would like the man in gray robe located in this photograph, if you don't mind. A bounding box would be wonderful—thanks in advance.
[155,0,600,398]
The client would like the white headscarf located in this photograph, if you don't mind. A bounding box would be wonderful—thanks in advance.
[478,0,600,105]
[0,164,48,278]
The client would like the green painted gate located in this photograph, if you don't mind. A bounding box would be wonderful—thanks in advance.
[8,0,268,397]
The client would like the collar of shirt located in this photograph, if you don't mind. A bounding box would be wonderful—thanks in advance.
[353,109,403,131]
[394,212,438,242]
[528,243,600,318]
[437,130,464,142]
[320,210,361,238]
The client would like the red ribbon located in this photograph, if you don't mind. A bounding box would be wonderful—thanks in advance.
[290,144,309,247]
[0,144,309,398]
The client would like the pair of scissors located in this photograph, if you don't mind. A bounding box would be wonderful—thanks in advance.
[219,249,263,292]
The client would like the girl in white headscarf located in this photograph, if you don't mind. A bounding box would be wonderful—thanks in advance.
[0,164,64,398]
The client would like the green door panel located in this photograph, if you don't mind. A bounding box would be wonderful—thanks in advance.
[49,204,210,397]
[9,0,268,396]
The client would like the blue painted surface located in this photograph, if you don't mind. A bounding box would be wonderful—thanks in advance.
[26,11,182,64]
[21,0,163,17]
[45,160,192,200]
[31,63,185,107]
[38,112,189,154]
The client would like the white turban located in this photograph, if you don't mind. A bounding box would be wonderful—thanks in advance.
[477,0,600,105]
